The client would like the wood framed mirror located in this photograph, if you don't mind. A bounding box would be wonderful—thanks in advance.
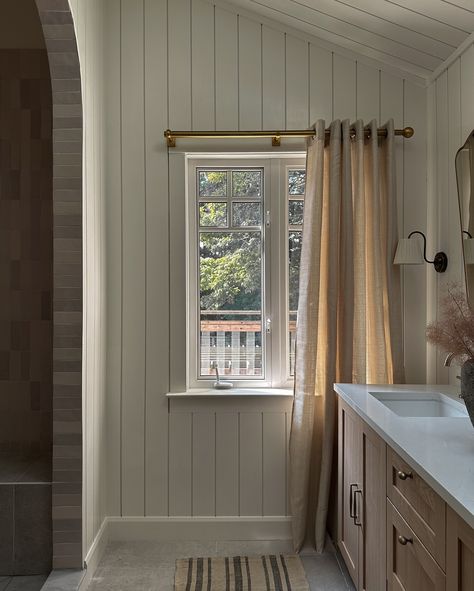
[456,130,474,308]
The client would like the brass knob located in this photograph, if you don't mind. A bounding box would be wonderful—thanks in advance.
[398,535,413,546]
[397,470,413,481]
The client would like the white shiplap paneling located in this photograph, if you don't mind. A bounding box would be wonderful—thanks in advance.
[144,0,170,517]
[71,0,108,558]
[214,0,474,80]
[215,6,239,130]
[309,43,332,123]
[104,0,428,522]
[239,16,262,130]
[215,412,240,516]
[428,42,474,385]
[262,26,286,129]
[285,35,309,129]
[191,0,215,130]
[120,0,146,517]
[239,413,263,516]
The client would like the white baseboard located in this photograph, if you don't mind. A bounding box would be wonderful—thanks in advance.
[79,518,109,591]
[107,516,292,542]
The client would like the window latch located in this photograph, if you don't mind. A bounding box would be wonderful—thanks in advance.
[266,210,271,227]
[265,317,272,334]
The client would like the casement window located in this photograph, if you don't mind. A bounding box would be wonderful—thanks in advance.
[187,157,306,389]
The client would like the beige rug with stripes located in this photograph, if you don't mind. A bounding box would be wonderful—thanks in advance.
[174,554,309,591]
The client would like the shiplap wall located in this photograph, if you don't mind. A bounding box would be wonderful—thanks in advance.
[104,0,428,521]
[69,0,108,558]
[428,41,474,385]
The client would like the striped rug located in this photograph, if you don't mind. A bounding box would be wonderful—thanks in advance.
[174,554,309,591]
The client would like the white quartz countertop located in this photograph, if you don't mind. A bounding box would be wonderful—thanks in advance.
[334,383,474,529]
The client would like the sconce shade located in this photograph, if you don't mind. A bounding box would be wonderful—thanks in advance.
[394,238,424,265]
[464,239,474,265]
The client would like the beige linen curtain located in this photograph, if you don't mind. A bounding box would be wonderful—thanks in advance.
[289,119,404,552]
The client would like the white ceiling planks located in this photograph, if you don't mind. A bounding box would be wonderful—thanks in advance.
[221,0,474,79]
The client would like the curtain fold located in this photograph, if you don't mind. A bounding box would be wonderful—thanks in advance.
[289,119,404,552]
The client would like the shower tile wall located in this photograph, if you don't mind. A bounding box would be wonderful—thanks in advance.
[0,48,53,456]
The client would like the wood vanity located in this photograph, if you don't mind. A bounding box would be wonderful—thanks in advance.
[336,392,474,591]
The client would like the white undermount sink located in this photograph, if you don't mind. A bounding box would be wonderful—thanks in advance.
[369,390,468,418]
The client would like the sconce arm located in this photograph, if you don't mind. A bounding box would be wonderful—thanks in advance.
[407,231,433,264]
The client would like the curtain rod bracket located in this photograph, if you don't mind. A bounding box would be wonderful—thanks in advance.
[272,134,281,147]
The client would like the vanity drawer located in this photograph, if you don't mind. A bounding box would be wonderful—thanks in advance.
[387,447,446,569]
[387,500,445,591]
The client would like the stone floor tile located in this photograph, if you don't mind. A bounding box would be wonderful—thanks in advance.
[99,541,218,568]
[215,539,294,556]
[301,554,349,590]
[4,575,48,591]
[90,565,175,591]
[334,550,356,590]
[92,540,350,591]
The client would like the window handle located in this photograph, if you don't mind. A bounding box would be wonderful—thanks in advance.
[266,210,271,227]
[266,317,272,334]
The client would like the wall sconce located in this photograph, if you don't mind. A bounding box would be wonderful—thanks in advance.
[463,230,474,265]
[394,231,448,273]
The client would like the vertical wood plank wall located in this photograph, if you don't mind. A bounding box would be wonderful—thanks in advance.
[67,0,107,562]
[429,42,474,384]
[103,0,428,522]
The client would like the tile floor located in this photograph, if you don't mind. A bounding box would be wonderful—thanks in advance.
[0,576,48,591]
[88,540,356,590]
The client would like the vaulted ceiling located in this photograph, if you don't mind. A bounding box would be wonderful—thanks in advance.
[226,0,474,79]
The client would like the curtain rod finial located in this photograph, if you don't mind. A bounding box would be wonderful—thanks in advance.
[164,129,176,148]
[403,126,414,138]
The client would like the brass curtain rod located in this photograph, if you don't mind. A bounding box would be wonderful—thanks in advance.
[164,126,414,147]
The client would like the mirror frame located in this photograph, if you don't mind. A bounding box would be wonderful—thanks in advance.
[455,130,474,307]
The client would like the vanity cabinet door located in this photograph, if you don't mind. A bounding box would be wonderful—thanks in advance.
[338,401,387,591]
[446,507,474,591]
[359,421,386,591]
[387,500,445,591]
[338,402,362,588]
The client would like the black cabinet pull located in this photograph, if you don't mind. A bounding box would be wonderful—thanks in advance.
[354,489,363,526]
[349,483,357,519]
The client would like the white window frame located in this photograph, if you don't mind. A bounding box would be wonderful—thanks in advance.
[186,154,305,390]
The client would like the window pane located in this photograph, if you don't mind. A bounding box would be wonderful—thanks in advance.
[199,231,263,378]
[289,200,304,225]
[288,231,302,376]
[288,169,306,195]
[199,171,227,197]
[199,202,227,227]
[232,170,262,197]
[232,202,261,227]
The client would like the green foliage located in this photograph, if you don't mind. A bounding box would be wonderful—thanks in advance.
[200,232,261,311]
[289,231,302,311]
[199,171,227,196]
[199,202,227,227]
[198,168,303,314]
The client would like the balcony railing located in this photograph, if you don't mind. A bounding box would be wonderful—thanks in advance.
[199,311,297,377]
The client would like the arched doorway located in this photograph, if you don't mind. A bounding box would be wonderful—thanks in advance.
[33,0,83,570]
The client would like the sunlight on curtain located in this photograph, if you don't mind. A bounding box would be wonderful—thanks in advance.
[289,119,404,552]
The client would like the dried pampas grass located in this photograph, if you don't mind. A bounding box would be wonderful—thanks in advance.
[426,284,474,364]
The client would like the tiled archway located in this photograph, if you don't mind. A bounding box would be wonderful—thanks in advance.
[34,0,83,570]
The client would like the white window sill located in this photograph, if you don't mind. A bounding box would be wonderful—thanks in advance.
[166,387,293,398]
